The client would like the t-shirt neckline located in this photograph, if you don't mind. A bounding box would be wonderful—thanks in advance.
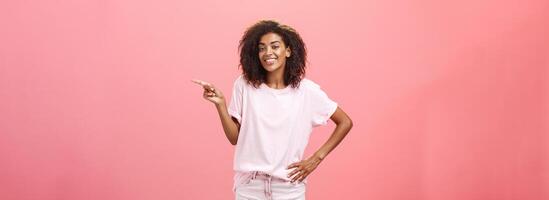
[260,83,292,94]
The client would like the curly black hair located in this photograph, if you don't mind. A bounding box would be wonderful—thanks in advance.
[238,20,307,89]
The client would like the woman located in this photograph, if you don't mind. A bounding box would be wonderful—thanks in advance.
[192,20,353,200]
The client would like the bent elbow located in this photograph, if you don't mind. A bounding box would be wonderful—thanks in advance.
[230,138,238,146]
[346,118,353,130]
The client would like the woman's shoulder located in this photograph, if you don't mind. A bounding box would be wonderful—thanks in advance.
[299,77,321,90]
[232,74,246,86]
[234,74,244,82]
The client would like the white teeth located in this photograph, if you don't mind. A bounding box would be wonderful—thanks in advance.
[265,58,276,64]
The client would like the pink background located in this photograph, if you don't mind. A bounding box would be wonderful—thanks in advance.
[1,0,548,199]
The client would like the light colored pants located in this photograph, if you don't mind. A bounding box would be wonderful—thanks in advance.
[234,171,306,200]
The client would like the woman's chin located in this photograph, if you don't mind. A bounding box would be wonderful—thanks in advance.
[262,65,279,72]
[263,66,276,72]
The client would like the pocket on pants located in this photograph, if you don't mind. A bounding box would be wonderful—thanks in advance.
[233,172,255,192]
[271,180,306,199]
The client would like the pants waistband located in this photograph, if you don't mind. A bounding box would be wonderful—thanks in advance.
[234,171,289,200]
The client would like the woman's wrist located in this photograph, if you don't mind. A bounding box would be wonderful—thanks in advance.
[215,101,227,109]
[313,151,327,161]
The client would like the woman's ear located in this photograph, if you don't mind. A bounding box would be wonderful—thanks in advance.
[286,47,291,57]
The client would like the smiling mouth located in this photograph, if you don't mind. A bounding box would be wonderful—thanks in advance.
[264,58,277,64]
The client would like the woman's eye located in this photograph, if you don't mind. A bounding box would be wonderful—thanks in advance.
[272,46,279,49]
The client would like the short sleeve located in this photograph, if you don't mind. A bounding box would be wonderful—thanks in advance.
[228,76,244,124]
[309,82,338,127]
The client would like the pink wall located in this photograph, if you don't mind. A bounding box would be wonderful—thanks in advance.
[1,0,547,199]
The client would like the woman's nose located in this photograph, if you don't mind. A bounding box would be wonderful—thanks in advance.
[266,47,274,54]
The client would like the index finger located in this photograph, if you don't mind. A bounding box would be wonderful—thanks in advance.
[287,162,299,169]
[191,79,213,88]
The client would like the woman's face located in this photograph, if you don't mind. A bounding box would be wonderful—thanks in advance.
[258,32,291,73]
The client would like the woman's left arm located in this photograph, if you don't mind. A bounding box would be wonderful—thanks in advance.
[287,107,353,183]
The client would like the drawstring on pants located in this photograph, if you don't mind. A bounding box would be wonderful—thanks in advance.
[250,171,273,200]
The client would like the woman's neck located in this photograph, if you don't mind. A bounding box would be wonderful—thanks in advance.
[265,66,286,89]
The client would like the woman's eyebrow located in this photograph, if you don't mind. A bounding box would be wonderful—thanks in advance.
[259,41,282,45]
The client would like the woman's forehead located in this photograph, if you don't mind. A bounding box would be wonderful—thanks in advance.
[259,33,284,44]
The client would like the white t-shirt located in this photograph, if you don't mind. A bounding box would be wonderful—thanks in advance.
[228,75,338,188]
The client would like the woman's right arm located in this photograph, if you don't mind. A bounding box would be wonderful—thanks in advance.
[215,103,240,145]
[192,79,240,145]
